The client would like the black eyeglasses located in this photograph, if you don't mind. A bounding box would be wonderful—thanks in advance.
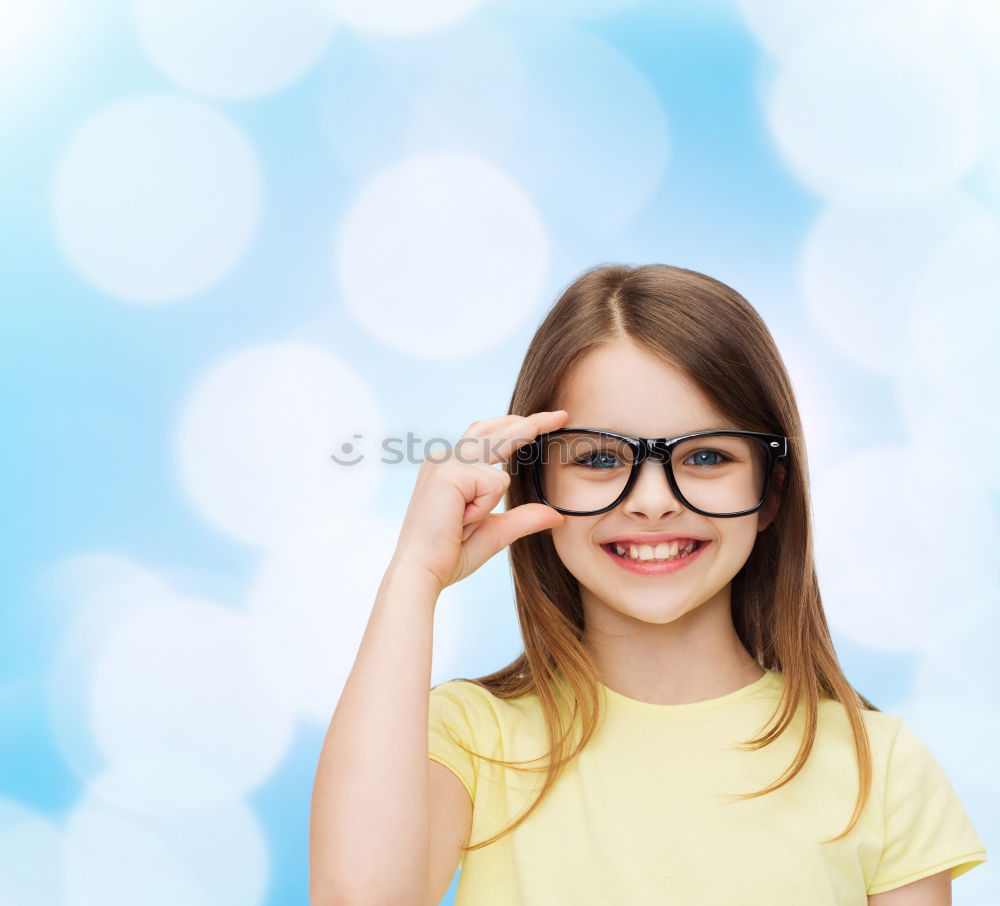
[514,428,788,518]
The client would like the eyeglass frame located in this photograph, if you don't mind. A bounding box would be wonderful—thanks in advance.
[514,427,789,518]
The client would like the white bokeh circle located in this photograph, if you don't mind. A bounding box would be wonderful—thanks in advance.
[0,0,86,119]
[37,552,173,630]
[917,0,1000,116]
[405,24,527,157]
[334,152,548,359]
[314,0,483,36]
[88,759,253,817]
[799,192,983,374]
[316,37,420,180]
[43,554,177,781]
[133,0,337,100]
[762,323,853,479]
[912,611,1000,711]
[900,614,1000,793]
[61,795,267,906]
[88,595,296,801]
[491,0,643,18]
[318,22,527,180]
[510,25,670,236]
[812,445,996,651]
[764,11,985,198]
[979,148,1000,211]
[245,511,465,724]
[897,378,1000,496]
[63,807,210,906]
[738,0,910,60]
[0,799,63,906]
[175,341,384,547]
[893,212,1000,492]
[0,0,65,79]
[52,93,261,302]
[908,213,1000,427]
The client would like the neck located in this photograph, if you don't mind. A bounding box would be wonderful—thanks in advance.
[582,584,763,706]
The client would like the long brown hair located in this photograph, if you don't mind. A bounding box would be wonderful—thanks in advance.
[448,263,879,853]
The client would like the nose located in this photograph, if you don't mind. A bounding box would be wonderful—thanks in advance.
[620,457,684,519]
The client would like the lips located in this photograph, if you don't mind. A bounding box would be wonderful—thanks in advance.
[601,538,710,574]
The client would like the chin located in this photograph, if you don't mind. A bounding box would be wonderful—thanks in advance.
[586,585,700,624]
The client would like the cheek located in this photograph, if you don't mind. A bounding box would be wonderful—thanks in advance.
[550,525,585,565]
[727,521,761,563]
[549,524,602,578]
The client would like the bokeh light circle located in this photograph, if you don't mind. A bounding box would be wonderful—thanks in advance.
[52,93,261,302]
[334,152,548,359]
[61,795,267,906]
[43,555,177,781]
[799,192,982,374]
[175,342,384,547]
[134,0,337,99]
[511,25,670,236]
[314,0,483,36]
[88,596,296,798]
[0,799,63,906]
[245,512,465,723]
[908,212,1000,425]
[813,445,994,651]
[764,11,985,197]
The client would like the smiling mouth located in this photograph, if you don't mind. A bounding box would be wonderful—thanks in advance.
[602,539,704,563]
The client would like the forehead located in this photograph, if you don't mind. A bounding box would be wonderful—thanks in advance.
[553,340,732,434]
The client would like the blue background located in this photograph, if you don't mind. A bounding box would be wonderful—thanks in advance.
[2,0,998,902]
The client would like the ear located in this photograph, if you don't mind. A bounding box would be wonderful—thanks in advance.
[757,460,786,532]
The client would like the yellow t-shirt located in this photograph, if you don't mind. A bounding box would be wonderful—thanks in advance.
[427,667,987,905]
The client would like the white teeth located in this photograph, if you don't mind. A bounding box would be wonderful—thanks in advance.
[612,540,698,562]
[654,542,678,559]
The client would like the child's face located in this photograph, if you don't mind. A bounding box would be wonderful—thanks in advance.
[549,338,773,630]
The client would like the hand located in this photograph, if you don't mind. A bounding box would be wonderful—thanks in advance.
[389,410,569,593]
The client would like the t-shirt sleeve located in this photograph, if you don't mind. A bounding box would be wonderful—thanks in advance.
[427,680,483,802]
[867,717,988,895]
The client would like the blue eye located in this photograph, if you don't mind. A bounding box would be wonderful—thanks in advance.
[684,449,727,467]
[574,451,622,469]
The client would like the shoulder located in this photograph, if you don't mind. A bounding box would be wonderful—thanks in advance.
[816,702,947,776]
[430,678,540,712]
[429,679,509,734]
[862,712,988,892]
[811,697,969,799]
[801,696,941,798]
[810,695,904,762]
[429,678,546,741]
[430,678,503,713]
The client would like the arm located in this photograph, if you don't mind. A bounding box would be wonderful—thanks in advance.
[309,411,568,905]
[309,558,441,906]
[868,869,951,906]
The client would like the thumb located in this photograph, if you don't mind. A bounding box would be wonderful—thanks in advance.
[464,504,566,565]
[491,503,566,548]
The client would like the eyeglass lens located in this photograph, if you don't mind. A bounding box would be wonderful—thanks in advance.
[536,432,769,516]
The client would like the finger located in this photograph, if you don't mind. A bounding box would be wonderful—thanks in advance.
[448,415,529,468]
[458,466,511,535]
[481,409,568,466]
[462,414,523,439]
[462,504,566,562]
[451,410,566,467]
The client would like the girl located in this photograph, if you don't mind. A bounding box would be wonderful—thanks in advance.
[310,264,988,905]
